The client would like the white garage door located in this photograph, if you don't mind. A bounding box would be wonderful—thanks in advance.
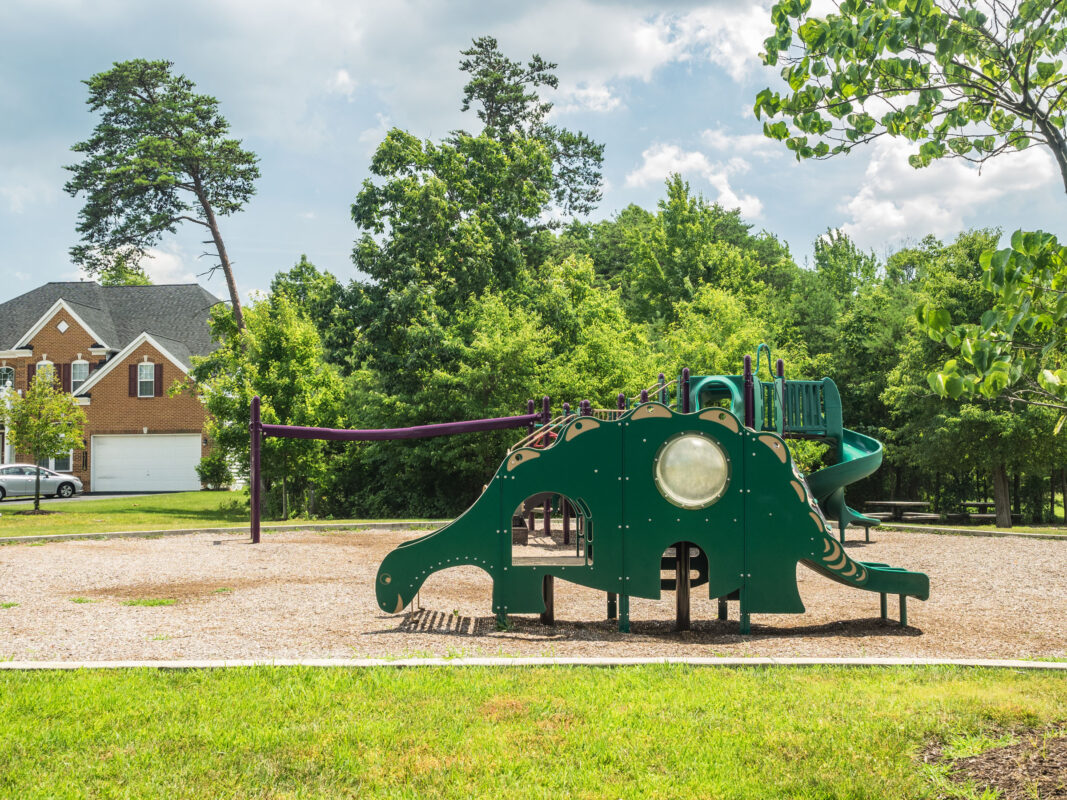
[92,434,202,492]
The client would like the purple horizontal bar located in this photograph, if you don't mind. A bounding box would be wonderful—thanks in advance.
[259,413,542,442]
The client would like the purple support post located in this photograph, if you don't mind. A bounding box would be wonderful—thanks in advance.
[542,396,551,424]
[617,392,626,411]
[563,401,571,418]
[658,373,667,404]
[743,354,755,429]
[580,400,591,416]
[776,358,785,379]
[250,395,262,544]
[640,388,649,404]
[681,367,690,413]
[527,399,536,434]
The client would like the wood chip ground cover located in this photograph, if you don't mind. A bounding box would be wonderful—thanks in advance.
[0,528,1064,660]
[926,728,1067,799]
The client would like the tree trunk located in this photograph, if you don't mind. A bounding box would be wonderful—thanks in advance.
[1060,468,1067,523]
[193,178,245,330]
[281,475,288,521]
[33,453,41,513]
[1012,473,1021,515]
[1050,473,1056,523]
[993,463,1012,528]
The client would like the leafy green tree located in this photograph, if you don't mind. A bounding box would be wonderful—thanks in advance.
[882,230,1040,526]
[755,0,1067,184]
[551,206,657,288]
[192,293,345,518]
[98,254,152,286]
[622,175,796,322]
[340,39,607,391]
[65,59,260,329]
[458,36,605,216]
[0,371,86,512]
[344,129,553,384]
[814,228,878,300]
[921,229,1067,415]
[269,255,345,361]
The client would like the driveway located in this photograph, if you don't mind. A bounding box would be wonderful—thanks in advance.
[1,492,171,506]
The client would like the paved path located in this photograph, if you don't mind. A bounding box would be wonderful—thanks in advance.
[0,657,1063,670]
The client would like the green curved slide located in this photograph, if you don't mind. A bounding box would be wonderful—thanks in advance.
[805,427,884,533]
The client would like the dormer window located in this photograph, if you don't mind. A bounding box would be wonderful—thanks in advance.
[71,360,89,392]
[138,362,155,398]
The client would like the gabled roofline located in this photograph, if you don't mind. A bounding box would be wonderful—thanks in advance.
[73,332,191,396]
[14,299,111,350]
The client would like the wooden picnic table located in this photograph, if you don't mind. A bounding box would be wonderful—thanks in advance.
[865,500,930,521]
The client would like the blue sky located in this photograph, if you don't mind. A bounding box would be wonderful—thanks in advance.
[1,0,1063,306]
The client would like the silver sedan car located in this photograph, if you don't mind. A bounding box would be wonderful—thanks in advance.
[0,464,83,500]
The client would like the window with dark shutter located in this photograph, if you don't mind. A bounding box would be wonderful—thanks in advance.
[138,363,155,398]
[129,364,137,397]
[27,363,36,385]
[61,363,72,393]
[154,363,163,397]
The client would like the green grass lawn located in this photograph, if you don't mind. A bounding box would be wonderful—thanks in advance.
[0,491,428,537]
[885,521,1067,535]
[0,665,1062,799]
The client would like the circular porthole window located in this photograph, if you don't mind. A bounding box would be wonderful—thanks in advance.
[653,433,730,509]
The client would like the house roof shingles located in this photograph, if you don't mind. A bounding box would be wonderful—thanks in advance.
[0,282,223,368]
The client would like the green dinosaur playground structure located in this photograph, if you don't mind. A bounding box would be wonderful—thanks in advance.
[251,347,929,634]
[366,349,929,635]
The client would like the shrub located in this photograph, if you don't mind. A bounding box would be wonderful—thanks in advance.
[196,452,232,491]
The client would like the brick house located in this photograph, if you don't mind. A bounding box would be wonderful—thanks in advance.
[0,281,223,492]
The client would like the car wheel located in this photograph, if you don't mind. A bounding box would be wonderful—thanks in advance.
[57,483,75,499]
[0,487,5,501]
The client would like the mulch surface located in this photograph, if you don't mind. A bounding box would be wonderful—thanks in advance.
[0,527,1064,660]
[929,729,1067,800]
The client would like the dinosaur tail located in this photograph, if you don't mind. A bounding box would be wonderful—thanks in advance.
[801,514,929,600]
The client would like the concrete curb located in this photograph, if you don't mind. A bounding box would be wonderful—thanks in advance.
[876,523,1067,541]
[0,657,1063,671]
[0,521,448,546]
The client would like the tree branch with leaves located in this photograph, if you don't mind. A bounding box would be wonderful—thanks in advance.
[755,0,1067,188]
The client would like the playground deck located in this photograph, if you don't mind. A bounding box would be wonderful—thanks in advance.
[0,527,1063,662]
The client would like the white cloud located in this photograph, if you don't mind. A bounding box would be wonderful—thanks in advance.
[626,143,763,217]
[839,137,1057,247]
[0,173,59,213]
[672,2,774,82]
[358,112,393,154]
[328,68,357,101]
[702,126,779,159]
[140,244,198,284]
[553,83,621,114]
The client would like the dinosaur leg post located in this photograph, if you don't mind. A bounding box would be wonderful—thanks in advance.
[562,500,570,545]
[619,594,630,633]
[676,542,691,631]
[607,592,617,620]
[540,575,555,626]
[717,597,728,621]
